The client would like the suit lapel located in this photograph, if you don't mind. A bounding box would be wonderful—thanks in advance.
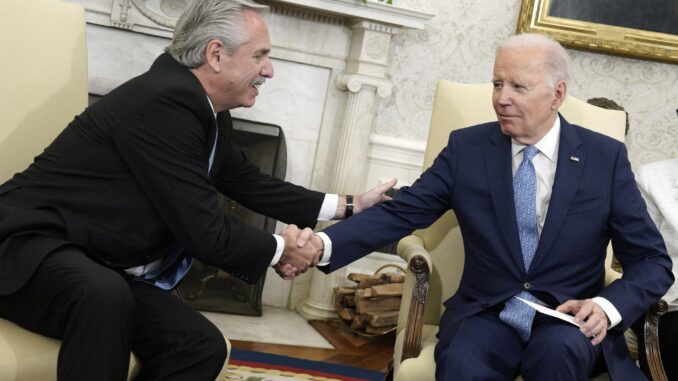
[485,127,525,272]
[529,116,584,273]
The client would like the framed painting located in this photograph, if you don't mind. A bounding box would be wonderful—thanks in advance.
[517,0,678,64]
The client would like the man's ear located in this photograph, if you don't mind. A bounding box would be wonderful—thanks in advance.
[204,39,224,72]
[552,80,567,110]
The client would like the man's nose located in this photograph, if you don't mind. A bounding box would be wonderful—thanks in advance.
[495,89,512,106]
[261,58,274,78]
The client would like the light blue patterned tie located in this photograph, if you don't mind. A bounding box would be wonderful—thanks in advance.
[500,145,540,341]
[139,125,219,290]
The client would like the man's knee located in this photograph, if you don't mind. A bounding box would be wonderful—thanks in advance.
[191,318,227,369]
[523,325,597,379]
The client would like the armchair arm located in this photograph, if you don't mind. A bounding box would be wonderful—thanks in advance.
[645,299,669,381]
[397,235,433,362]
[604,266,622,286]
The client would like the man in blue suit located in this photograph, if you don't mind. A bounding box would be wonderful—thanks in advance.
[300,34,673,380]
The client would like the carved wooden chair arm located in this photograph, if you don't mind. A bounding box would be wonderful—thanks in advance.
[645,298,668,381]
[397,235,433,362]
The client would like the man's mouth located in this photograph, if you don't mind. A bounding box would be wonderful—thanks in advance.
[250,76,266,90]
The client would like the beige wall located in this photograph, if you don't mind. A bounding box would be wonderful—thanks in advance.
[376,0,678,167]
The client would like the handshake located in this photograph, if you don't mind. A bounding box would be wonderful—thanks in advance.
[274,225,324,280]
[272,178,398,280]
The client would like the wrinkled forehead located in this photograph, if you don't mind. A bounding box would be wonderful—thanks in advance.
[493,47,549,79]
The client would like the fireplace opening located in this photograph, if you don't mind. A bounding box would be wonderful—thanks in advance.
[177,117,287,316]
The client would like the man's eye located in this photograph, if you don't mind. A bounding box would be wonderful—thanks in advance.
[493,82,502,89]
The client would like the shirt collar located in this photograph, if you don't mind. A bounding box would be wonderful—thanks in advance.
[206,96,217,118]
[511,116,560,162]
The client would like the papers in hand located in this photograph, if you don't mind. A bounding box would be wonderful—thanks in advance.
[516,297,580,327]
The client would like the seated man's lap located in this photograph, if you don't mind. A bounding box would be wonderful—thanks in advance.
[523,318,604,379]
[435,311,604,381]
[435,311,524,380]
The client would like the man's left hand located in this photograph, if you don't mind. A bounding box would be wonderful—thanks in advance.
[556,299,609,345]
[354,178,397,214]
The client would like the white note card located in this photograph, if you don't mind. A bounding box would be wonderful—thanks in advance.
[516,297,580,327]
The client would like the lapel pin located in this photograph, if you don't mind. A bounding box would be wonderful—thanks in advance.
[569,156,580,162]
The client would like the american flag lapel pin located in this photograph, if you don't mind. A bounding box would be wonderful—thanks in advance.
[569,156,580,162]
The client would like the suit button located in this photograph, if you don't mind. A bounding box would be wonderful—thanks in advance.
[523,282,532,290]
[145,255,153,262]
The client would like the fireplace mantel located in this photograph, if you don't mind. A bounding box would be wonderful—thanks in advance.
[76,0,431,40]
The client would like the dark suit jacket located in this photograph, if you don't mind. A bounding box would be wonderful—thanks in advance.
[0,53,324,295]
[321,117,673,380]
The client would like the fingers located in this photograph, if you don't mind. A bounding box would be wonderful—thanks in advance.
[354,178,398,213]
[296,227,315,247]
[572,302,593,326]
[555,299,581,314]
[557,299,608,345]
[278,225,322,277]
[275,263,297,280]
[576,300,608,345]
[373,178,397,193]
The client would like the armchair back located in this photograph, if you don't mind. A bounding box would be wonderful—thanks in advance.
[0,0,88,183]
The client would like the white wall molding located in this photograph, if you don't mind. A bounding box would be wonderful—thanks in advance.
[365,134,425,187]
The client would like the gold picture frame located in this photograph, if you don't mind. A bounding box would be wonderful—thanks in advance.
[517,0,678,64]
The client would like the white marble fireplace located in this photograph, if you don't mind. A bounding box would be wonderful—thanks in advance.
[64,0,433,316]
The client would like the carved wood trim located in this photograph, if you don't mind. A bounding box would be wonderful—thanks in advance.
[645,299,668,381]
[401,254,430,362]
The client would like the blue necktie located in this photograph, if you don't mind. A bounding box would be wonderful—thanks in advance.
[138,124,219,290]
[500,145,540,341]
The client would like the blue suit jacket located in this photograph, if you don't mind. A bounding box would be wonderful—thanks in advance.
[322,116,673,380]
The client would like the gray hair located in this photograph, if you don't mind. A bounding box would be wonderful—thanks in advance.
[497,33,572,87]
[167,0,268,68]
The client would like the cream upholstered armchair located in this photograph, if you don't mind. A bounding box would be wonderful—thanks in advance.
[0,1,134,379]
[392,81,669,381]
[0,1,228,379]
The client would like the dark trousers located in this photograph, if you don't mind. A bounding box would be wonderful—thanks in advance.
[0,246,227,381]
[434,310,605,381]
[633,310,678,381]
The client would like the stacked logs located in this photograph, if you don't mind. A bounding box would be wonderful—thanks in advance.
[334,271,405,335]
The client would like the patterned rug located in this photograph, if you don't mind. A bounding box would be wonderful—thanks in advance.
[223,348,385,381]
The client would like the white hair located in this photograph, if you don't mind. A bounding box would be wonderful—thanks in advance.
[497,33,572,87]
[167,0,268,68]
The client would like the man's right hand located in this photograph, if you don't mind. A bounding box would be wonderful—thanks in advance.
[276,225,323,278]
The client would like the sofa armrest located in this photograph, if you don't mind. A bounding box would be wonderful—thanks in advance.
[397,235,433,361]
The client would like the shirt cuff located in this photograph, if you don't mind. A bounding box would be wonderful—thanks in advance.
[316,232,332,266]
[318,194,338,221]
[270,234,284,266]
[592,296,622,329]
